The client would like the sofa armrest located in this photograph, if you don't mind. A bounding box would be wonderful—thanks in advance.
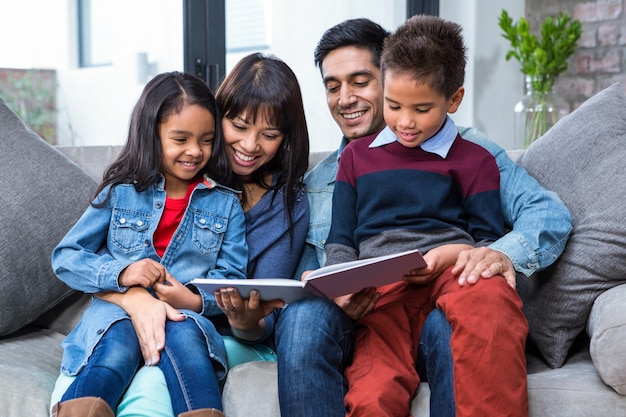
[587,283,626,394]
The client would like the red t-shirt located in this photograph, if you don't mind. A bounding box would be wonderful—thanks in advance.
[153,178,202,257]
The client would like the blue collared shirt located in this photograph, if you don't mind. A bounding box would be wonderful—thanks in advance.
[369,116,457,159]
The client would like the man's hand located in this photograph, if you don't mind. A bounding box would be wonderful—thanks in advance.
[452,247,516,288]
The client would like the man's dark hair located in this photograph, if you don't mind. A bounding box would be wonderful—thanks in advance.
[382,14,467,99]
[314,18,391,74]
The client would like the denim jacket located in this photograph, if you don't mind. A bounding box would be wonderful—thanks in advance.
[296,128,572,278]
[294,138,347,278]
[52,175,248,375]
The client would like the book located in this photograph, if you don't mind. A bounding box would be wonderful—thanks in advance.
[191,248,426,303]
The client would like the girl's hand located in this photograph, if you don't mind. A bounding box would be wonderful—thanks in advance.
[214,287,284,341]
[153,272,202,312]
[97,287,185,365]
[118,258,167,288]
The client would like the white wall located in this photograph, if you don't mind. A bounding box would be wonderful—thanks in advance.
[1,0,526,150]
[440,0,525,149]
[248,0,406,152]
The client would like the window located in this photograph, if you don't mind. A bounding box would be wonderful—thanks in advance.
[78,0,114,67]
[1,0,439,150]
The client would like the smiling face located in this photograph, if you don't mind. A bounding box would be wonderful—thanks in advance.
[383,70,464,148]
[321,45,387,141]
[159,103,215,197]
[221,109,284,180]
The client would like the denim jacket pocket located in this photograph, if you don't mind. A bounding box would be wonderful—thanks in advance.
[193,210,228,254]
[111,208,151,253]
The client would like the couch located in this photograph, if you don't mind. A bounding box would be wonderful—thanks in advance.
[1,83,625,417]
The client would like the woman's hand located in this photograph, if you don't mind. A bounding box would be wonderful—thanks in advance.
[97,287,185,365]
[452,246,516,288]
[214,287,284,341]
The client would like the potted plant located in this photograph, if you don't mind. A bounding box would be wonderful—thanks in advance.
[499,10,582,147]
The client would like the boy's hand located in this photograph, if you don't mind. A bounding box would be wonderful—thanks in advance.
[334,287,379,320]
[405,244,475,285]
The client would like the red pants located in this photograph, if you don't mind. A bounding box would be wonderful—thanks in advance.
[344,267,529,417]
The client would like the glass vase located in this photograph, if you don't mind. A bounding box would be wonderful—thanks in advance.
[513,76,567,149]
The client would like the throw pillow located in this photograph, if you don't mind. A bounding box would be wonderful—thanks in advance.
[587,283,626,394]
[516,83,626,368]
[0,97,97,336]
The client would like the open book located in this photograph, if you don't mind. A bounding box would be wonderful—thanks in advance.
[191,248,426,303]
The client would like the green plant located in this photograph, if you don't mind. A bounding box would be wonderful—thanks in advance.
[0,69,58,144]
[499,10,582,94]
[499,10,582,147]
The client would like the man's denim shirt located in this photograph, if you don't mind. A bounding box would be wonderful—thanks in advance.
[52,175,248,375]
[296,128,572,278]
[294,138,347,278]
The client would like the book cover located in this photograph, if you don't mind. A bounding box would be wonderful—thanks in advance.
[191,248,425,303]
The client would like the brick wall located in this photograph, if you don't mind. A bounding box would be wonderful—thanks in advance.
[526,0,626,110]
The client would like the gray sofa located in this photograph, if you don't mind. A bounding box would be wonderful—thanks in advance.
[1,83,625,417]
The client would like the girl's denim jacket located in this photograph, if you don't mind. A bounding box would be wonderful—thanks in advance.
[52,175,248,376]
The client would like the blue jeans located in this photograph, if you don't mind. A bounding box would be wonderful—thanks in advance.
[275,297,355,417]
[61,318,222,415]
[418,308,455,417]
[61,319,142,410]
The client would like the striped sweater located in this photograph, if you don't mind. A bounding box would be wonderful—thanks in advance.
[325,131,504,266]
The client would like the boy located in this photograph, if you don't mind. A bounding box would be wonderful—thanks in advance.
[325,15,529,417]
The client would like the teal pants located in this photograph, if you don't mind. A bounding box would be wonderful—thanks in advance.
[50,336,276,416]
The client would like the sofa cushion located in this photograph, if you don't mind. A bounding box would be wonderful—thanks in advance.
[587,283,626,394]
[517,83,626,368]
[0,97,97,336]
[0,327,65,416]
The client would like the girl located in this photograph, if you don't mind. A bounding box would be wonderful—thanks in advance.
[50,71,247,417]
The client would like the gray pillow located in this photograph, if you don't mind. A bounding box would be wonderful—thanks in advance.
[587,283,626,394]
[0,97,97,336]
[517,83,626,368]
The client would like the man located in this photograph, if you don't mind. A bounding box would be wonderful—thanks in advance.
[286,17,572,416]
